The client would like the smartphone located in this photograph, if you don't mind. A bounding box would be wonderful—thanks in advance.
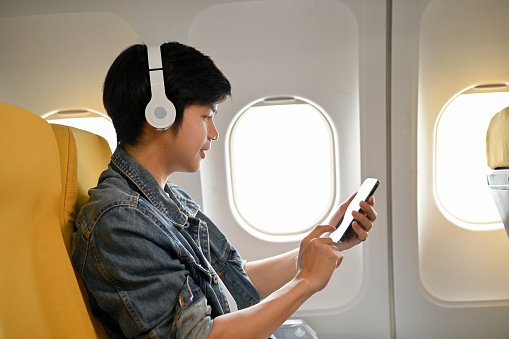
[330,178,380,243]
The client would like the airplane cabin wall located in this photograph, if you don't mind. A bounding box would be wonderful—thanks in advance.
[1,0,509,338]
[0,1,391,338]
[392,0,509,338]
[188,1,390,338]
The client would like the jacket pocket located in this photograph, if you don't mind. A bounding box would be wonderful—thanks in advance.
[171,275,213,339]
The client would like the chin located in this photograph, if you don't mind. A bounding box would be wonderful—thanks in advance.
[187,162,202,173]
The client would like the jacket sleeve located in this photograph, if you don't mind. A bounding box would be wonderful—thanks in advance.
[73,204,213,339]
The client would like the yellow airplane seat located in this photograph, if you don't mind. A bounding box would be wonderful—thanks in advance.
[51,124,112,339]
[50,124,112,256]
[0,102,99,338]
[486,105,509,239]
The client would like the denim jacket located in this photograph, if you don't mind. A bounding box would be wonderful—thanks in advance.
[72,147,260,339]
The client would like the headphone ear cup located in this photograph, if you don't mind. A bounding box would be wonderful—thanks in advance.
[145,45,176,130]
[145,97,176,130]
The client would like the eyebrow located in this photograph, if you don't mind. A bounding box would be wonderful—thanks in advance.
[210,104,218,115]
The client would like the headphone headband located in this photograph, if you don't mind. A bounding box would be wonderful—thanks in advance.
[147,45,163,70]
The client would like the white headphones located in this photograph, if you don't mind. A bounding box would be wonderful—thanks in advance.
[145,45,176,130]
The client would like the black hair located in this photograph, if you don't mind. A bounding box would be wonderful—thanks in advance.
[103,42,231,146]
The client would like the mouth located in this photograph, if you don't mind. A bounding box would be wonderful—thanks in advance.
[200,143,211,159]
[200,147,210,159]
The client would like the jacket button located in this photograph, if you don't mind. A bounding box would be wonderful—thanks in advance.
[213,275,219,284]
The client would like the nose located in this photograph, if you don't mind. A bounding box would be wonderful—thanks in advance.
[208,119,219,141]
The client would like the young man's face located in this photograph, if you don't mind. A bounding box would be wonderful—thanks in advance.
[166,103,218,173]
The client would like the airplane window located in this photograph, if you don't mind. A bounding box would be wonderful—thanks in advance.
[228,98,336,239]
[434,85,509,230]
[43,109,117,151]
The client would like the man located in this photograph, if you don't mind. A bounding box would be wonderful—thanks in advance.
[72,41,377,338]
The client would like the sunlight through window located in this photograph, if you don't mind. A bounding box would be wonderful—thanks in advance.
[435,86,509,229]
[228,98,336,238]
[43,109,117,152]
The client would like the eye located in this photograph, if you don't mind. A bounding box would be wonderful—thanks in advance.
[205,105,218,121]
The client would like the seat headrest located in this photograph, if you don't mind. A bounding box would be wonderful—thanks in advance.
[51,124,112,256]
[486,106,509,169]
[0,103,61,215]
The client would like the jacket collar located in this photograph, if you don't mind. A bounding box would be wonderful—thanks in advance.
[110,147,200,229]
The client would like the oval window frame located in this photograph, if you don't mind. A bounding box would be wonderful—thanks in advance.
[433,84,509,230]
[43,108,117,152]
[226,97,338,241]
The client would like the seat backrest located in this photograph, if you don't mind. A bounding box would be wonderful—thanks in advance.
[51,124,112,338]
[0,102,98,338]
[486,106,509,169]
[486,106,509,239]
[51,124,112,255]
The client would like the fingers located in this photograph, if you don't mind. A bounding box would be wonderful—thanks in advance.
[300,225,341,267]
[300,225,343,264]
[296,234,344,292]
[363,196,377,222]
[351,220,369,241]
[329,192,378,250]
[307,224,336,240]
[343,191,357,208]
[327,192,357,226]
[351,198,377,242]
[311,235,343,267]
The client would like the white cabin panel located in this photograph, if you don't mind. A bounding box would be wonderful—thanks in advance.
[190,1,390,338]
[392,0,509,337]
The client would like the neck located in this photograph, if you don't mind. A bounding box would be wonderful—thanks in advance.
[123,137,172,189]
